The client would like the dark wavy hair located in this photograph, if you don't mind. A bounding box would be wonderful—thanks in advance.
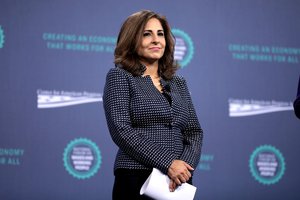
[114,10,178,80]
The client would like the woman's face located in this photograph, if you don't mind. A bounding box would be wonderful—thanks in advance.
[137,18,166,65]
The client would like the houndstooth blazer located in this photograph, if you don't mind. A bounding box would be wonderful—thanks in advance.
[103,66,203,175]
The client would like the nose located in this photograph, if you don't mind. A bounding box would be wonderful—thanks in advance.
[152,34,159,44]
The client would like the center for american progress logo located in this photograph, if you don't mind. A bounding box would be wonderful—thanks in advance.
[172,29,194,68]
[0,25,4,48]
[249,145,285,185]
[63,138,102,179]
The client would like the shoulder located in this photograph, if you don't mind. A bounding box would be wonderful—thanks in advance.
[170,75,192,98]
[171,75,188,88]
[105,66,134,83]
[106,66,132,78]
[104,67,133,93]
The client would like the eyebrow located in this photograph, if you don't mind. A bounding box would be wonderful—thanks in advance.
[144,29,164,32]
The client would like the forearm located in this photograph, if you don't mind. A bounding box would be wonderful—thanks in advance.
[106,120,177,173]
[179,127,203,168]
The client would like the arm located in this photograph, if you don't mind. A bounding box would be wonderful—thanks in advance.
[178,77,204,169]
[168,77,203,190]
[103,68,177,173]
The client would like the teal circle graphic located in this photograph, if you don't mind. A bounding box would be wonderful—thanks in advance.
[249,145,285,185]
[0,25,4,48]
[172,29,194,68]
[63,138,102,179]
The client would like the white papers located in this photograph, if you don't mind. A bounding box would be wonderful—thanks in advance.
[140,168,197,200]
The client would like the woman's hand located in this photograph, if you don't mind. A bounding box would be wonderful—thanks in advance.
[168,160,194,189]
[169,179,177,192]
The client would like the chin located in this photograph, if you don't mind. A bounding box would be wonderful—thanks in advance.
[151,56,163,60]
[149,54,163,60]
[140,54,164,63]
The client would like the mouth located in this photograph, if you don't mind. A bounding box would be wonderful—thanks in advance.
[149,47,161,51]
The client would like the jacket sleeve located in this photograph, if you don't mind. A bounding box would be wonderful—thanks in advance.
[178,77,203,169]
[103,68,177,174]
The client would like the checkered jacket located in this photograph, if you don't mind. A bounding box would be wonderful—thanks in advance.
[103,66,203,174]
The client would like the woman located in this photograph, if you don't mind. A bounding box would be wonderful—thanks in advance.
[103,10,203,200]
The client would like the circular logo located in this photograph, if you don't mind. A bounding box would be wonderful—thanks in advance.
[249,145,285,185]
[0,25,4,48]
[172,29,194,68]
[63,138,102,179]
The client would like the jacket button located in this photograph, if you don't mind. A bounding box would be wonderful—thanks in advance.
[164,123,171,129]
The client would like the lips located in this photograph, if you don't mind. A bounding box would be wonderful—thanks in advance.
[149,47,161,51]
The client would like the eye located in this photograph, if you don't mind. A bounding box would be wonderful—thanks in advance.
[143,32,151,37]
[158,32,164,36]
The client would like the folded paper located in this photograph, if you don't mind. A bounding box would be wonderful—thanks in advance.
[140,168,197,200]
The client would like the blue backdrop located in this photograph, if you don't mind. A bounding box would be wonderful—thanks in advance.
[0,0,299,199]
